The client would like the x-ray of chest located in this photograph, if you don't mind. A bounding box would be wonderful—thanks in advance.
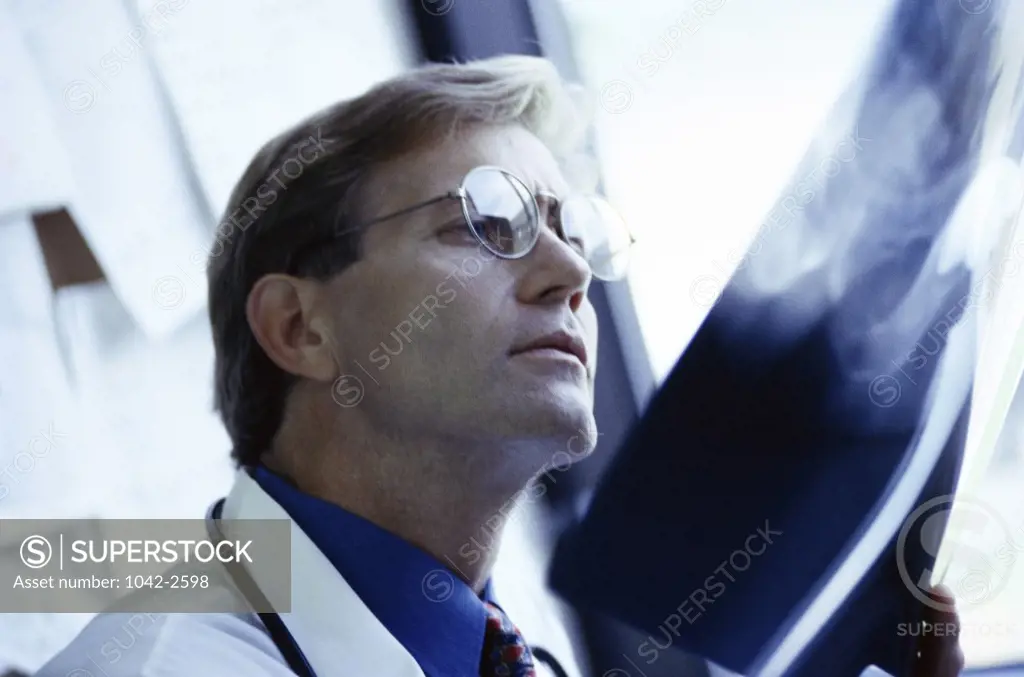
[552,0,1024,675]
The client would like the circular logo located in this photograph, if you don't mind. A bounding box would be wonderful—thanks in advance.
[63,80,96,113]
[152,276,186,309]
[188,249,209,269]
[331,374,365,408]
[603,670,632,677]
[421,569,455,602]
[600,80,634,114]
[868,374,901,407]
[896,495,1014,612]
[65,669,95,677]
[421,0,455,16]
[959,0,992,14]
[689,274,722,308]
[21,535,52,569]
[934,0,998,45]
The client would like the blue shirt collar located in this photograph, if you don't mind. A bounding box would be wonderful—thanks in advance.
[253,465,496,677]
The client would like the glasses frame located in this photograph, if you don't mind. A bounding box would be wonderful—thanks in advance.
[290,164,635,280]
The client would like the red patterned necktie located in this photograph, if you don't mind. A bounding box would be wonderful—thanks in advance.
[479,601,537,677]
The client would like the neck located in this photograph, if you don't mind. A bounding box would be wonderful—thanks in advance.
[267,407,544,594]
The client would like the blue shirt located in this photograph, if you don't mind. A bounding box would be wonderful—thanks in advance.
[254,465,494,677]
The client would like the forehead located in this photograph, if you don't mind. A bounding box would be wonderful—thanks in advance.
[363,124,569,214]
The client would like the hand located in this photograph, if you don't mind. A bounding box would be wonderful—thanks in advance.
[911,585,965,677]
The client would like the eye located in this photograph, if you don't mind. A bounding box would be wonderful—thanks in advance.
[470,215,518,245]
[554,219,587,256]
[566,236,587,256]
[438,220,471,238]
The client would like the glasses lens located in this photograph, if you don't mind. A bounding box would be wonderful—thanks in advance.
[561,196,633,280]
[462,168,539,257]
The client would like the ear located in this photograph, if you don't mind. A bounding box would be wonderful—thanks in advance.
[246,274,338,382]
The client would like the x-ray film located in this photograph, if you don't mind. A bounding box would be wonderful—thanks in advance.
[551,0,1024,675]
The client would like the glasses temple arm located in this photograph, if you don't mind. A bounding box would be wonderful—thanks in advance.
[287,192,461,273]
[334,192,460,237]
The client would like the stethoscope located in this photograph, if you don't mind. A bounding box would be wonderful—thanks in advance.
[205,498,570,677]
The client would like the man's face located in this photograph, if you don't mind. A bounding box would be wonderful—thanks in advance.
[323,124,598,459]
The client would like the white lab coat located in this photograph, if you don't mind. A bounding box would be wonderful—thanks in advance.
[35,469,580,677]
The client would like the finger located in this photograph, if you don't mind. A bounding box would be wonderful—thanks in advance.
[911,586,962,677]
[922,585,960,631]
[929,584,959,618]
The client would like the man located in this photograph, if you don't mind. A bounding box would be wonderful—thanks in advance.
[39,55,961,676]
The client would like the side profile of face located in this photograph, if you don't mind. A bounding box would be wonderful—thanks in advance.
[323,124,599,464]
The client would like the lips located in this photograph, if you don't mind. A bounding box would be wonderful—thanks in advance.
[511,331,588,368]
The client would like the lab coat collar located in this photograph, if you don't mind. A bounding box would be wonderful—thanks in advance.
[252,464,495,677]
[220,468,427,677]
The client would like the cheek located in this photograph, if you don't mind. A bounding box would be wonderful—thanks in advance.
[331,263,441,360]
[334,246,514,365]
[428,245,511,306]
[425,270,508,347]
[350,274,465,360]
[580,300,598,354]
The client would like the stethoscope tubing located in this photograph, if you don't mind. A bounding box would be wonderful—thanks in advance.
[206,497,569,677]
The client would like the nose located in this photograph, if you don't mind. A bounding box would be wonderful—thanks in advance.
[516,226,592,312]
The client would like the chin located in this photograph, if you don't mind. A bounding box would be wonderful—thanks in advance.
[468,397,597,488]
[505,386,597,450]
